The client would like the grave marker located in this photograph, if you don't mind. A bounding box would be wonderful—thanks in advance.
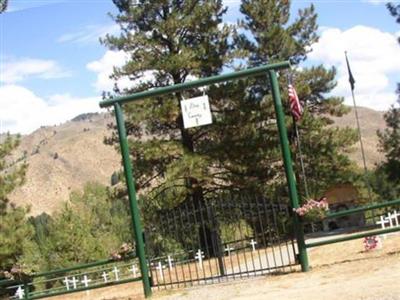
[101,272,109,283]
[113,266,120,281]
[195,249,205,269]
[166,256,174,270]
[69,277,78,289]
[14,286,24,299]
[81,275,91,287]
[63,277,70,290]
[129,265,138,277]
[250,239,258,252]
[224,246,234,256]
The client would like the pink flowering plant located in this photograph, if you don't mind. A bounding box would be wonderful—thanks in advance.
[295,197,329,222]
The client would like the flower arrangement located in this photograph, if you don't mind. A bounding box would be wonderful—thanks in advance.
[295,197,329,223]
[363,236,382,251]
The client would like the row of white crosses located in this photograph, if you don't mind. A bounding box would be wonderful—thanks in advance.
[15,239,261,298]
[14,265,140,299]
[62,264,139,290]
[376,210,400,238]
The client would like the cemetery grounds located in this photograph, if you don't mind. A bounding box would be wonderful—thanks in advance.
[46,233,400,300]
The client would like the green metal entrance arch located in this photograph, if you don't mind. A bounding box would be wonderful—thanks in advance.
[99,61,309,297]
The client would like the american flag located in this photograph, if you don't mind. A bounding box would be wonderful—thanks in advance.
[288,83,302,121]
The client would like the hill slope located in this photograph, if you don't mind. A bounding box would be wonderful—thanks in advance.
[330,106,385,168]
[7,113,120,215]
[6,107,385,216]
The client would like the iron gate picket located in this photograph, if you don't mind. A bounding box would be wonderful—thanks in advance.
[145,193,299,289]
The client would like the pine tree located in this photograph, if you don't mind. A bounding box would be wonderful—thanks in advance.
[371,2,400,199]
[237,0,360,199]
[102,0,232,206]
[0,135,31,276]
[102,0,361,204]
[32,183,132,270]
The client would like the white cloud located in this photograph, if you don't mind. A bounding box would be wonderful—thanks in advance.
[57,24,119,44]
[308,25,400,111]
[86,50,131,92]
[0,85,101,134]
[1,58,70,84]
[87,50,155,93]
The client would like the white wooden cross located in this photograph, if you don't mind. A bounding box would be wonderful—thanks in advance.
[129,264,138,277]
[101,271,109,283]
[387,212,394,228]
[377,215,390,229]
[195,249,205,269]
[156,261,165,281]
[15,286,25,299]
[166,255,174,270]
[376,215,390,239]
[69,276,78,289]
[81,275,92,287]
[63,277,70,290]
[112,266,120,281]
[224,246,234,256]
[388,211,399,227]
[249,239,257,252]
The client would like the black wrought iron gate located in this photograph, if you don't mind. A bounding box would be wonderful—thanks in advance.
[145,193,299,289]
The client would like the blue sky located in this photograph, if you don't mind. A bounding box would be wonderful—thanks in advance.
[0,0,399,134]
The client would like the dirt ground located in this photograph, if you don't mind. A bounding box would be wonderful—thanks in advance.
[49,234,400,300]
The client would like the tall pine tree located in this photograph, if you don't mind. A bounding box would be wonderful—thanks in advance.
[102,0,232,207]
[0,135,32,277]
[236,0,360,199]
[102,0,363,204]
[372,3,400,199]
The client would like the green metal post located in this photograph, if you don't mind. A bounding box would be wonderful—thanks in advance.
[114,103,152,297]
[268,70,309,272]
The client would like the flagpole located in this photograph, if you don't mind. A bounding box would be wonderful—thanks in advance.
[292,116,310,199]
[345,51,373,202]
[287,73,310,199]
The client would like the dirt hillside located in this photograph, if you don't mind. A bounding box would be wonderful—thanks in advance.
[330,106,386,168]
[6,113,120,215]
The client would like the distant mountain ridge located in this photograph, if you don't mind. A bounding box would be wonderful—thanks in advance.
[6,106,385,216]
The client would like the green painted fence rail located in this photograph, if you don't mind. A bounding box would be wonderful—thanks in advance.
[99,61,290,108]
[1,254,141,300]
[306,198,400,249]
[325,199,400,219]
[33,252,136,278]
[306,226,400,248]
[28,276,142,300]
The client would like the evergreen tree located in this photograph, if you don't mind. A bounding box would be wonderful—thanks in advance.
[102,0,232,206]
[236,0,360,199]
[32,183,132,270]
[371,2,400,199]
[377,106,400,184]
[0,135,31,276]
[102,0,362,205]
